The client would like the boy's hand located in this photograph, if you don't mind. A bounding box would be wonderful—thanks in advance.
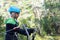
[13,27,19,30]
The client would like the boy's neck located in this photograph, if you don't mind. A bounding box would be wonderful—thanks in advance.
[11,16,17,20]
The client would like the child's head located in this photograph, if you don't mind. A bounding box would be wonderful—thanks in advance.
[8,6,21,19]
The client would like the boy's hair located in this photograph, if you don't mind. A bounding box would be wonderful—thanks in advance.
[10,12,19,14]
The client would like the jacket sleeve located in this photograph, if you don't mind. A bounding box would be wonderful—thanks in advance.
[15,28,35,35]
[6,23,17,34]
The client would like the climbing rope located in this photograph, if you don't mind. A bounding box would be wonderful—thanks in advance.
[0,25,36,40]
[0,29,14,35]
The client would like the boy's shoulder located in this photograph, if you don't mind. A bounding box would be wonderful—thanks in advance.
[5,18,16,24]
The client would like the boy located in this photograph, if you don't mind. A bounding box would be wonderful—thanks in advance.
[5,6,35,40]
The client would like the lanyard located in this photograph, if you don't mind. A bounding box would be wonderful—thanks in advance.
[0,29,14,35]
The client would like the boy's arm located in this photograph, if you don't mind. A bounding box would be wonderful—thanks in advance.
[6,23,16,34]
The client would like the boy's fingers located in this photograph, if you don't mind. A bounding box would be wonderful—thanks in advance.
[13,27,19,30]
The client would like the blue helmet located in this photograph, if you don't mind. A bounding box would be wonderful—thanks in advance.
[9,6,21,13]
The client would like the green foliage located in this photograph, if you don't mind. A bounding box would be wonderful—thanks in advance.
[45,0,60,9]
[0,15,4,32]
[0,15,4,26]
[0,15,5,40]
[0,0,60,40]
[40,14,55,35]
